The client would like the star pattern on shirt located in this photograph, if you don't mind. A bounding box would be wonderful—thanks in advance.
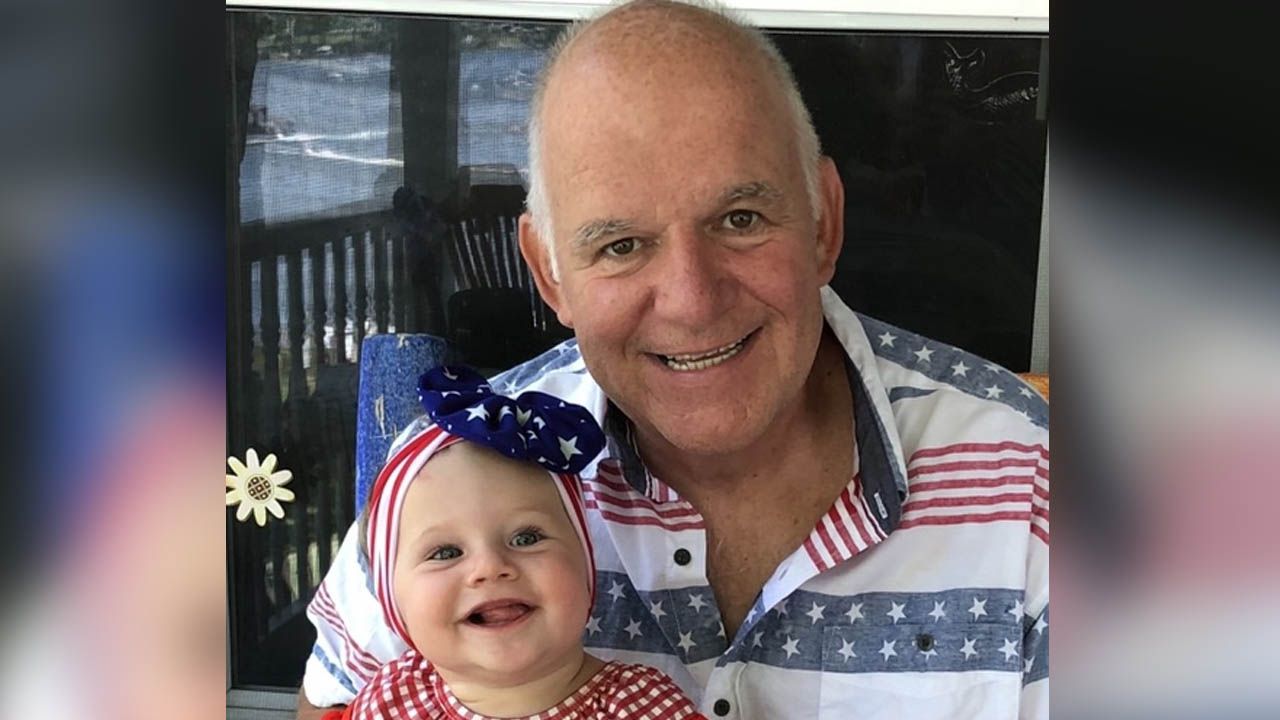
[960,638,978,660]
[585,615,601,636]
[805,602,826,624]
[623,619,644,639]
[677,631,697,654]
[879,640,897,661]
[928,601,947,622]
[606,581,626,604]
[914,345,934,363]
[1019,386,1035,398]
[1009,599,1025,619]
[919,645,939,661]
[837,639,857,662]
[1000,638,1020,662]
[649,600,667,620]
[752,632,763,648]
[687,594,709,613]
[878,332,897,347]
[984,384,1004,399]
[465,405,488,421]
[558,435,582,461]
[781,636,801,659]
[951,361,969,377]
[1033,614,1048,634]
[968,597,988,620]
[886,601,907,624]
[845,602,864,623]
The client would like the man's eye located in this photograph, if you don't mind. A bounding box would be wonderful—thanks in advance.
[428,546,461,561]
[723,210,760,230]
[511,530,543,547]
[602,238,639,257]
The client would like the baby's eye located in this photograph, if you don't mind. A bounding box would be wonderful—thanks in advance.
[722,209,760,231]
[428,546,461,561]
[602,238,639,258]
[511,529,544,547]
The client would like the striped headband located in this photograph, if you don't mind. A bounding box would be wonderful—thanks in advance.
[365,365,606,649]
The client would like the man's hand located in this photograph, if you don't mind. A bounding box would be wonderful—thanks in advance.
[296,690,343,720]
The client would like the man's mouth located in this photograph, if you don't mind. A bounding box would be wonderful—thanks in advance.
[464,600,535,628]
[656,330,756,372]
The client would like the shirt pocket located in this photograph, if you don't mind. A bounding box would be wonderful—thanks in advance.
[817,622,1023,720]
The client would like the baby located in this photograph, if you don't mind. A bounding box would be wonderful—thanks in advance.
[326,366,703,720]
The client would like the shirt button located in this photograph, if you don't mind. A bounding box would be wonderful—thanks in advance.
[713,699,731,716]
[916,633,935,652]
[674,548,692,566]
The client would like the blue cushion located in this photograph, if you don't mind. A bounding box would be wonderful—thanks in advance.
[355,334,451,511]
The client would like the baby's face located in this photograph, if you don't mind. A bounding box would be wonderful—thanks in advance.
[393,442,592,686]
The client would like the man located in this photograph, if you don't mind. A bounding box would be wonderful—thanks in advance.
[299,2,1048,718]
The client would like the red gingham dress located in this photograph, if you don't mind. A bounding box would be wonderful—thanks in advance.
[324,650,705,720]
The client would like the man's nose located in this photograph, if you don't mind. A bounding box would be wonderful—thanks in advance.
[650,225,732,325]
[464,546,518,586]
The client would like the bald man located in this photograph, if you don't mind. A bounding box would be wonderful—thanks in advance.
[299,3,1048,718]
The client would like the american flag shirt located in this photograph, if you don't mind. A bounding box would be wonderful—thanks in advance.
[305,287,1049,720]
[332,654,704,720]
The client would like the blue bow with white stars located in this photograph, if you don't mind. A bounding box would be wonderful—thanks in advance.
[418,365,605,474]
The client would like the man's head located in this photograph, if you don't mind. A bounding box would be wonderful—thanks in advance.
[519,0,845,456]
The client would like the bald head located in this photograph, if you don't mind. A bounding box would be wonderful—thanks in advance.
[524,1,821,277]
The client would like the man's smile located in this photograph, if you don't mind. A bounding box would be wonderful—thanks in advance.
[651,329,759,372]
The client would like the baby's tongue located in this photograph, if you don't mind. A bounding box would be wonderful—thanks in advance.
[476,604,530,624]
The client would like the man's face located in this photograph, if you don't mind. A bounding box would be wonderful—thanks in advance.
[393,443,591,687]
[524,44,842,456]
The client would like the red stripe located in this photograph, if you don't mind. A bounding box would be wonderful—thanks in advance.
[583,488,701,519]
[1033,484,1050,501]
[1030,524,1050,545]
[909,457,1043,476]
[802,537,827,571]
[909,441,1048,461]
[311,586,379,678]
[813,517,841,567]
[1036,465,1049,480]
[899,510,1031,528]
[838,488,873,549]
[902,491,1033,512]
[909,475,1035,493]
[586,503,705,530]
[1032,505,1050,521]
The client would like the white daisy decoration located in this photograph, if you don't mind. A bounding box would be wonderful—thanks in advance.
[226,449,295,526]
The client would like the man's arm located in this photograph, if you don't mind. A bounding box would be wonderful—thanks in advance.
[296,690,341,720]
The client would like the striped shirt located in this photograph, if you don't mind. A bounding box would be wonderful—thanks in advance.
[305,286,1049,719]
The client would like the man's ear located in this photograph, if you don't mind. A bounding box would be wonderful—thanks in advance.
[517,212,574,329]
[814,156,846,284]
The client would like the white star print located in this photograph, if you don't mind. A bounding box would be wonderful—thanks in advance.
[985,363,1003,373]
[1019,386,1035,398]
[920,646,938,661]
[968,597,988,619]
[649,600,667,620]
[746,606,759,624]
[585,615,601,636]
[465,405,489,421]
[440,390,460,397]
[624,619,643,639]
[516,407,532,426]
[607,581,626,603]
[687,594,709,613]
[886,601,907,624]
[558,435,582,461]
[805,602,826,624]
[984,384,1004,399]
[878,640,897,661]
[781,636,800,659]
[442,368,458,380]
[914,345,934,363]
[951,361,969,377]
[878,332,897,347]
[928,601,947,622]
[960,638,978,660]
[776,601,790,617]
[1009,599,1025,619]
[752,632,763,648]
[677,631,697,653]
[837,639,857,661]
[533,416,546,429]
[845,602,864,623]
[1033,614,1048,634]
[1000,638,1020,662]
[498,405,514,419]
[1025,656,1035,673]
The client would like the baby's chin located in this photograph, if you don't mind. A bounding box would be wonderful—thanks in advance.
[433,642,587,688]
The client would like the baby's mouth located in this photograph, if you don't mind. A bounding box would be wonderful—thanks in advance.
[465,601,534,627]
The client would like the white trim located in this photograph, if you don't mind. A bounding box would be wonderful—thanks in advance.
[225,1,1049,33]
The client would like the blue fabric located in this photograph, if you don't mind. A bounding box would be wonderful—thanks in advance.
[419,365,605,474]
[355,334,451,511]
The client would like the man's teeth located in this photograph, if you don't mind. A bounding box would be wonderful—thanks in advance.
[663,337,747,371]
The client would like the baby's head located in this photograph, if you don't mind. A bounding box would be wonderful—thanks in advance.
[361,366,604,687]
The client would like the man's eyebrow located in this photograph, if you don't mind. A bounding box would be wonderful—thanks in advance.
[720,181,784,205]
[572,218,636,249]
